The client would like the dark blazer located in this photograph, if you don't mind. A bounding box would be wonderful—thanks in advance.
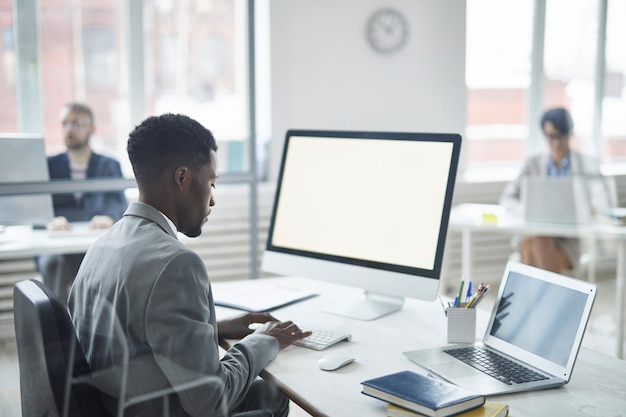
[47,152,127,221]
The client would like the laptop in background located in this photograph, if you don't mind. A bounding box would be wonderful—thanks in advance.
[521,176,592,225]
[404,262,597,396]
[0,134,54,226]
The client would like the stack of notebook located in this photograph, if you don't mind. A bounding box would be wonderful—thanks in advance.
[385,402,508,417]
[361,370,508,417]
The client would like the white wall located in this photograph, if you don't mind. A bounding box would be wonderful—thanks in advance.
[268,0,467,179]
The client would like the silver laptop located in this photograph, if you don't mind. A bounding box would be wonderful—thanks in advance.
[521,176,592,225]
[404,262,597,396]
[0,134,54,226]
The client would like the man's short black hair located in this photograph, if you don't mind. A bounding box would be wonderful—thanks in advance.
[540,107,574,136]
[127,113,218,188]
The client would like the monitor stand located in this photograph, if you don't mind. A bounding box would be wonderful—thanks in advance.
[322,291,405,321]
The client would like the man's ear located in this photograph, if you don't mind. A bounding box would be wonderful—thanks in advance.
[174,166,191,191]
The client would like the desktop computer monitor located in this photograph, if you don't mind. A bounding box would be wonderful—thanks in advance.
[0,134,54,226]
[262,130,461,320]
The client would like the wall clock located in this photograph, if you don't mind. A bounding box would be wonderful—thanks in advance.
[366,8,410,54]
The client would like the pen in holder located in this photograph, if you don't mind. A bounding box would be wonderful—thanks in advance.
[446,307,476,343]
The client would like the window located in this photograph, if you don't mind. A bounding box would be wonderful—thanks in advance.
[544,0,599,155]
[465,0,533,178]
[28,0,250,176]
[144,0,250,174]
[38,0,127,158]
[0,2,18,132]
[465,0,624,178]
[83,27,118,89]
[602,0,626,164]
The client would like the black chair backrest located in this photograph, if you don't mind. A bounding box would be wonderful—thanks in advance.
[13,279,108,417]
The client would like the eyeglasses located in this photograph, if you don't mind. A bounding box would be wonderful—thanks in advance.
[62,120,91,130]
[545,133,569,142]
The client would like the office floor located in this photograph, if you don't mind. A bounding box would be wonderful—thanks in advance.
[1,274,623,417]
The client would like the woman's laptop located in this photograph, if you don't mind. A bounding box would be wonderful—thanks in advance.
[404,262,597,396]
[521,176,592,225]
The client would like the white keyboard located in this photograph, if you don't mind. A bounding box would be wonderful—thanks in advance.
[294,326,352,350]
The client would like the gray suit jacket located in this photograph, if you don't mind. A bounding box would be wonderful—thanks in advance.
[69,202,278,417]
[499,150,601,266]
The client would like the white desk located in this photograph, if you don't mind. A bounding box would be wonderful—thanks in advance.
[448,203,625,359]
[214,278,626,417]
[0,223,214,261]
[0,224,103,260]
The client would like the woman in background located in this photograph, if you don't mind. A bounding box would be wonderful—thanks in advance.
[500,107,602,274]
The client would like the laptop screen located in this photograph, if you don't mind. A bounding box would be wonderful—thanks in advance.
[0,134,54,226]
[488,270,589,367]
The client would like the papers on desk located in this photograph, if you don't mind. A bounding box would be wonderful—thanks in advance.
[213,280,317,312]
[451,204,508,226]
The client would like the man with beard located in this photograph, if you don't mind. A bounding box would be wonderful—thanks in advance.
[69,113,309,416]
[36,102,127,302]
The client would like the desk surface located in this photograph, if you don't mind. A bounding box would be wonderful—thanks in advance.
[449,203,597,236]
[0,223,215,261]
[451,202,626,238]
[449,203,626,360]
[214,277,626,417]
[0,223,104,260]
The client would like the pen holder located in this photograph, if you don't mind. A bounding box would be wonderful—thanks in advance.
[446,307,476,343]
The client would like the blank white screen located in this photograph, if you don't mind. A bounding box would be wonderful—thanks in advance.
[271,136,454,270]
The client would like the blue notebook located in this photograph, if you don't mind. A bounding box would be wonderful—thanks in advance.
[361,370,485,417]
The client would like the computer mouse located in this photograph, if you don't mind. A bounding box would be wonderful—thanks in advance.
[317,354,356,371]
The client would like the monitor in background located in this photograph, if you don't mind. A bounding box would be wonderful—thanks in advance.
[262,130,461,320]
[0,134,54,226]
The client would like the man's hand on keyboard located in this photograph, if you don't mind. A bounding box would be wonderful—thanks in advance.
[217,312,279,339]
[254,320,313,350]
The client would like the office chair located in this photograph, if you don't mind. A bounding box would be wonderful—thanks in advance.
[13,279,232,417]
[13,279,108,417]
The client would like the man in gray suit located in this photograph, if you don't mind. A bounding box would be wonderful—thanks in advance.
[69,113,310,416]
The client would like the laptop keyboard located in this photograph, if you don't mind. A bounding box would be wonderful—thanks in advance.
[444,346,549,385]
[293,326,351,350]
